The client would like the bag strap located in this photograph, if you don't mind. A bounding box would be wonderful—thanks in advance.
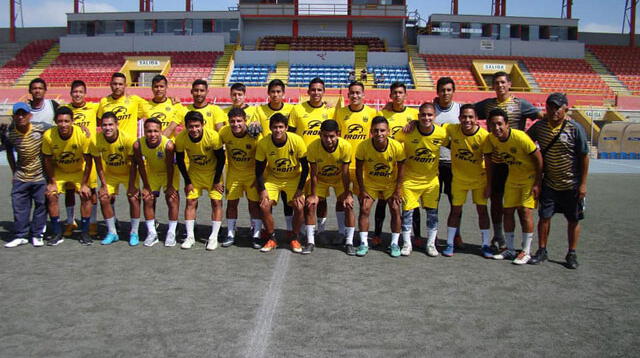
[541,120,567,156]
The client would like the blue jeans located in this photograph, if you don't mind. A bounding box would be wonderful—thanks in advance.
[11,179,47,239]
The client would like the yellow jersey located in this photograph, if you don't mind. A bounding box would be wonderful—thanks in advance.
[222,105,256,128]
[446,124,489,186]
[395,124,448,181]
[334,105,378,169]
[483,128,538,184]
[42,126,91,174]
[255,132,307,181]
[139,136,172,174]
[253,102,294,135]
[143,98,185,137]
[307,137,352,183]
[377,106,419,139]
[355,138,406,188]
[290,101,336,145]
[97,95,146,139]
[174,127,222,172]
[219,125,261,175]
[66,102,99,141]
[184,103,226,132]
[91,131,135,176]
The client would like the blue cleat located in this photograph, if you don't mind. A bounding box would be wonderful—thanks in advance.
[389,244,401,257]
[355,244,369,257]
[101,232,119,245]
[481,245,494,259]
[129,232,140,246]
[442,244,454,257]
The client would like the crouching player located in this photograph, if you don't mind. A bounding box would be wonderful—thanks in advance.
[484,108,543,264]
[133,117,180,247]
[394,103,448,256]
[175,111,225,250]
[355,116,405,257]
[92,112,141,246]
[304,120,354,255]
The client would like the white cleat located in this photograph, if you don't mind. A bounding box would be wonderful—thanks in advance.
[512,251,531,265]
[5,238,28,248]
[164,232,176,247]
[493,249,516,260]
[144,233,159,247]
[426,244,439,257]
[400,245,412,256]
[32,237,45,247]
[181,236,195,249]
[206,236,219,251]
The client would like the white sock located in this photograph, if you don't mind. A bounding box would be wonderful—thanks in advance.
[494,222,504,239]
[105,217,117,235]
[210,220,222,240]
[317,217,327,233]
[505,232,515,251]
[146,219,157,236]
[285,216,293,231]
[186,220,195,237]
[390,232,400,246]
[90,204,98,224]
[66,206,75,224]
[306,225,315,244]
[427,228,437,247]
[251,219,262,238]
[401,231,412,247]
[345,227,355,245]
[523,232,533,255]
[447,227,457,246]
[336,211,346,235]
[167,220,178,235]
[227,219,237,237]
[359,231,368,247]
[130,218,140,234]
[481,229,490,246]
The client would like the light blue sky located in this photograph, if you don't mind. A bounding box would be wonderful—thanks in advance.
[0,0,635,34]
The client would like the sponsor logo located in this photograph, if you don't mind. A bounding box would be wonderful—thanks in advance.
[192,154,210,166]
[455,149,477,163]
[410,147,436,163]
[370,163,391,177]
[113,106,131,121]
[231,148,251,162]
[344,124,366,140]
[58,151,80,165]
[320,165,339,177]
[107,153,127,166]
[274,158,296,173]
[391,126,403,136]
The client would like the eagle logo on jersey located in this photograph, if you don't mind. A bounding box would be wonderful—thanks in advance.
[152,112,167,123]
[391,126,403,137]
[455,149,476,163]
[308,120,322,130]
[274,158,295,173]
[107,153,125,166]
[320,165,339,177]
[345,124,366,140]
[412,147,436,163]
[74,113,85,121]
[59,151,79,165]
[192,155,209,166]
[231,148,251,162]
[112,106,127,117]
[371,163,391,177]
[498,152,520,166]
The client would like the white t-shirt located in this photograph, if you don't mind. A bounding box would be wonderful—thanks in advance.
[29,99,56,130]
[435,101,460,162]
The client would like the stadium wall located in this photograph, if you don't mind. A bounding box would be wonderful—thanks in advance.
[241,20,292,47]
[579,32,640,46]
[352,21,403,49]
[367,52,407,66]
[0,27,66,43]
[299,20,347,37]
[417,36,584,58]
[59,33,227,53]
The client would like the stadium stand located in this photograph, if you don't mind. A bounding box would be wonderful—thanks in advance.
[165,51,222,86]
[228,64,275,87]
[587,45,640,95]
[422,54,480,90]
[367,65,414,89]
[288,64,352,88]
[522,57,612,97]
[257,36,385,52]
[0,39,56,86]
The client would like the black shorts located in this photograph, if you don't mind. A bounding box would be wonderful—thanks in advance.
[538,185,585,222]
[438,162,453,198]
[491,163,509,195]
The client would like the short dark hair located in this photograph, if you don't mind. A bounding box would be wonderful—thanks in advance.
[184,111,204,125]
[151,74,167,86]
[144,117,162,128]
[308,77,325,90]
[436,77,456,92]
[389,82,406,93]
[488,108,509,124]
[70,80,86,92]
[227,107,246,120]
[230,82,246,93]
[192,79,208,89]
[101,111,118,123]
[111,72,126,81]
[54,106,74,120]
[269,113,288,128]
[492,71,511,82]
[459,103,476,116]
[371,116,388,127]
[320,119,339,133]
[348,81,365,92]
[419,102,436,112]
[268,79,285,92]
[29,78,47,91]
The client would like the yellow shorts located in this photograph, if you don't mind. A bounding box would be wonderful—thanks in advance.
[363,183,394,201]
[348,168,360,195]
[55,168,98,193]
[402,177,440,211]
[264,177,300,204]
[305,178,345,198]
[186,170,223,200]
[105,172,139,195]
[451,180,488,206]
[503,180,537,209]
[149,169,180,194]
[226,172,259,202]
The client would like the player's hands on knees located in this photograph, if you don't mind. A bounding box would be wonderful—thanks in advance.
[165,185,178,200]
[391,189,402,206]
[80,184,92,200]
[127,186,139,199]
[358,190,372,204]
[259,191,270,210]
[531,183,541,200]
[98,186,109,201]
[141,187,153,201]
[212,182,224,194]
[293,189,305,208]
[46,183,58,197]
[342,192,354,209]
[184,183,194,196]
[306,194,318,208]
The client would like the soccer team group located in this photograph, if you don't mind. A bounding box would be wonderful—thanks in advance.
[1,70,589,268]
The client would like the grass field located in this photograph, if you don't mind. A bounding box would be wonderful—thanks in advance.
[0,166,638,357]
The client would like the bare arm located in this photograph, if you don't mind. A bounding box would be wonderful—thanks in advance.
[529,149,544,199]
[5,143,16,173]
[483,154,493,198]
[578,154,589,199]
[162,122,178,138]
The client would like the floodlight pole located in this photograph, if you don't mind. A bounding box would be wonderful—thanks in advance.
[451,0,458,15]
[631,0,637,47]
[186,0,192,11]
[562,0,573,19]
[9,0,15,42]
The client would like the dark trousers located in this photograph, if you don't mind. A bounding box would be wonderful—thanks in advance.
[438,162,453,204]
[11,179,47,239]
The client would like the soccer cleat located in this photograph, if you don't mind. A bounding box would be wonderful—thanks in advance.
[79,232,93,246]
[389,244,401,258]
[5,238,28,248]
[481,245,494,259]
[493,249,516,260]
[144,233,159,247]
[426,244,439,257]
[46,234,62,246]
[370,236,382,248]
[89,223,98,236]
[491,236,506,251]
[454,235,464,250]
[181,236,196,249]
[260,239,277,253]
[528,248,548,265]
[290,239,303,253]
[512,251,531,265]
[206,237,219,251]
[442,244,454,257]
[400,245,412,256]
[301,243,315,255]
[33,236,45,247]
[355,244,369,257]
[164,232,177,247]
[129,232,140,246]
[63,221,78,237]
[345,244,356,256]
[101,232,119,245]
[221,235,235,247]
[252,237,263,249]
[565,252,579,269]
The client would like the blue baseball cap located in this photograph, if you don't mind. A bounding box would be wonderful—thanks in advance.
[12,102,31,114]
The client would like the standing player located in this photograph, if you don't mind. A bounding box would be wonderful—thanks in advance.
[133,117,181,247]
[185,79,226,132]
[223,83,256,124]
[175,111,225,250]
[27,78,58,128]
[484,108,543,265]
[218,108,262,247]
[97,72,147,139]
[254,113,308,253]
[355,116,405,257]
[394,103,448,257]
[42,107,96,245]
[143,75,185,138]
[304,120,354,255]
[527,93,588,269]
[443,104,492,258]
[334,81,377,239]
[475,71,542,249]
[91,112,142,246]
